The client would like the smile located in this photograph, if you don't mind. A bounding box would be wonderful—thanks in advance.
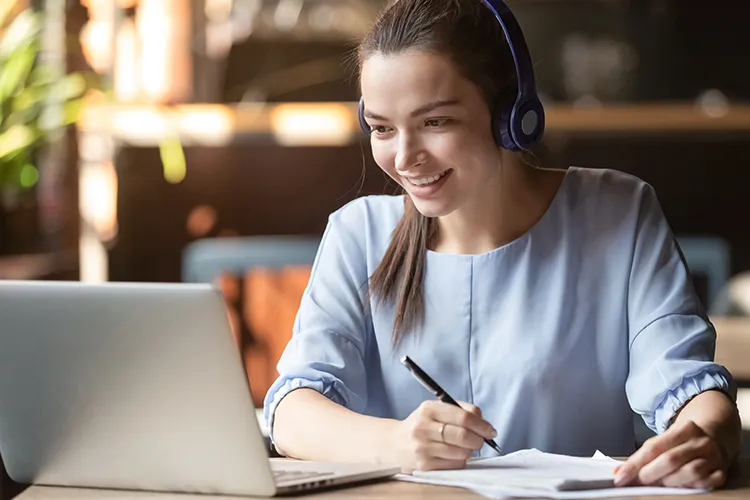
[404,170,449,187]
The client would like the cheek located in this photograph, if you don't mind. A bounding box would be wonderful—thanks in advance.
[371,142,399,179]
[426,135,472,168]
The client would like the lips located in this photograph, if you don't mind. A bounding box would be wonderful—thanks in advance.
[403,170,449,187]
[401,169,453,198]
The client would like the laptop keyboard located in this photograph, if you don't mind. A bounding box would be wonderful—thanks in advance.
[273,469,335,483]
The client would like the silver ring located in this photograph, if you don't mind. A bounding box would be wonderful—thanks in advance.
[440,423,446,443]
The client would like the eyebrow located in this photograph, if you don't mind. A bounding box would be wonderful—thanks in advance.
[363,99,461,121]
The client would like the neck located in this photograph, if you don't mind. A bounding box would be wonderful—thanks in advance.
[433,153,561,255]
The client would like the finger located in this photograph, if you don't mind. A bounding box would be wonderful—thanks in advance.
[660,458,713,488]
[419,441,473,461]
[691,469,726,490]
[615,422,701,486]
[457,401,482,418]
[426,402,496,439]
[440,423,485,451]
[637,437,719,486]
[415,456,467,472]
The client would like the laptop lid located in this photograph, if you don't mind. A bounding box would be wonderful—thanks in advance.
[0,281,277,496]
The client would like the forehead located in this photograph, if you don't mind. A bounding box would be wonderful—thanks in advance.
[360,50,473,113]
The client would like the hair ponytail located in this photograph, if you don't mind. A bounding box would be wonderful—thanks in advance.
[369,196,435,344]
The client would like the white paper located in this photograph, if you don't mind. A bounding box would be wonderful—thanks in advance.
[396,449,708,499]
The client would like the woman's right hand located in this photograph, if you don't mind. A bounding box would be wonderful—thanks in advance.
[393,400,498,473]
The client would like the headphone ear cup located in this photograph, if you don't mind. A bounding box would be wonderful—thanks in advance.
[510,98,545,151]
[492,96,520,151]
[358,97,371,136]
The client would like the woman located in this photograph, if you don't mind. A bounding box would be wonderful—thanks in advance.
[263,0,741,489]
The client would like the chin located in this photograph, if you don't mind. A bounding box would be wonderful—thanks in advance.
[409,197,455,219]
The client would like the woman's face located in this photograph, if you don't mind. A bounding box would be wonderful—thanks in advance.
[360,49,501,218]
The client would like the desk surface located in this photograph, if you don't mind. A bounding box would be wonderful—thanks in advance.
[12,459,750,500]
[712,317,750,381]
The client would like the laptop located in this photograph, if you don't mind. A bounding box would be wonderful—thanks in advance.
[0,280,399,496]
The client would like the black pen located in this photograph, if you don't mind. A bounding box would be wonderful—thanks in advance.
[401,355,503,454]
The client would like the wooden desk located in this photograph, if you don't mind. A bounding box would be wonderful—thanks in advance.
[712,317,750,382]
[11,459,750,500]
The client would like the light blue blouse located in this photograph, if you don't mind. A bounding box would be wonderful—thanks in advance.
[263,166,735,457]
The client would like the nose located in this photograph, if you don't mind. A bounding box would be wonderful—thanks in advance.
[394,134,427,174]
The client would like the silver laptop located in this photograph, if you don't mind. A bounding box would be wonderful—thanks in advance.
[0,280,399,496]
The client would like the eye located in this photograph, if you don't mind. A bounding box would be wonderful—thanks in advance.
[370,125,393,136]
[425,118,449,128]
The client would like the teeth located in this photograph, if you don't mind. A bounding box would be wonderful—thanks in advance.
[408,171,446,186]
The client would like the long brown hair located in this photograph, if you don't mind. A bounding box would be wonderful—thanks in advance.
[359,0,517,344]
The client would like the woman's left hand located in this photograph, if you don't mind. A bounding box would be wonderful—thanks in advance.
[614,420,729,489]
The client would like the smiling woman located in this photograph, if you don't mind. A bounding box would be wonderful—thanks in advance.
[264,0,741,488]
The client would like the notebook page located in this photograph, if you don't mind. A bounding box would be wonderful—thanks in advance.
[399,449,709,498]
[411,449,617,491]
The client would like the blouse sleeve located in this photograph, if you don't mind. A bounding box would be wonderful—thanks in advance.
[625,184,736,434]
[263,208,370,444]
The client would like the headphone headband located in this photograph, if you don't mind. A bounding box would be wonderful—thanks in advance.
[480,0,537,102]
[358,0,545,151]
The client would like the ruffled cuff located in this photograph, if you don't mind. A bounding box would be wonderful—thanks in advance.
[651,368,736,434]
[263,376,349,448]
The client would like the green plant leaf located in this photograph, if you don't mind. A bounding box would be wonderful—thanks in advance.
[38,103,63,132]
[61,97,85,126]
[0,4,98,193]
[160,137,187,184]
[32,73,88,132]
[4,103,40,132]
[0,9,40,59]
[0,40,38,104]
[53,73,87,101]
[11,85,44,114]
[0,151,21,187]
[19,162,38,188]
[28,65,57,86]
[0,124,37,160]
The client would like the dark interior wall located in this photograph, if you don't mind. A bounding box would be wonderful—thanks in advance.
[513,0,750,102]
[219,2,750,105]
[110,143,397,283]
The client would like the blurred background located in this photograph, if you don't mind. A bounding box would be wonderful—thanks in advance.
[1,0,749,484]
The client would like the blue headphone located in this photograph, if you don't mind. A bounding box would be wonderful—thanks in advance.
[358,0,545,152]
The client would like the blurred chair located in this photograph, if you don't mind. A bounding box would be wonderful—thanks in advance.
[181,235,321,386]
[675,236,731,312]
[182,236,321,284]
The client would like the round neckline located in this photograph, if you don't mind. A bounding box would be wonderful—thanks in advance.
[425,167,575,259]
